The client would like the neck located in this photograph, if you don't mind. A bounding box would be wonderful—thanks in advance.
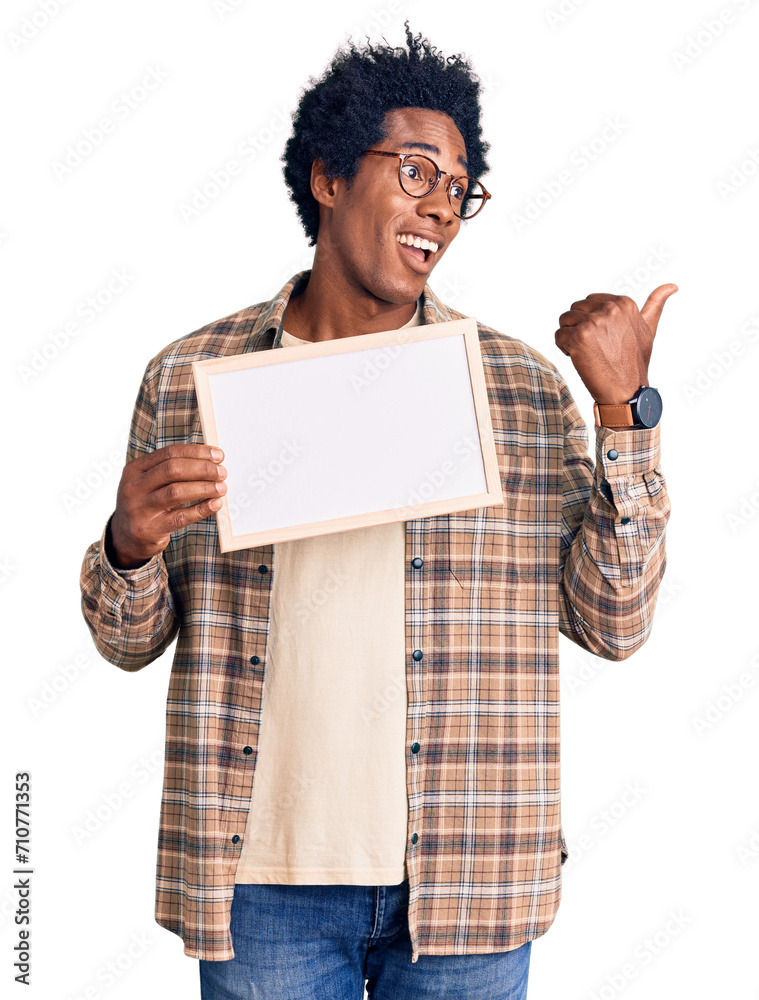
[283,245,419,343]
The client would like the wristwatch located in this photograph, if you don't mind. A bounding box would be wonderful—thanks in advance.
[593,385,663,428]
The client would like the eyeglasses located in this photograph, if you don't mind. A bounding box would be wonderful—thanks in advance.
[363,150,491,219]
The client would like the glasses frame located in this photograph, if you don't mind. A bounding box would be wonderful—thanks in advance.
[363,150,492,219]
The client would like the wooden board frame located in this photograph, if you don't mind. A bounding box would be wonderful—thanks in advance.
[191,317,503,552]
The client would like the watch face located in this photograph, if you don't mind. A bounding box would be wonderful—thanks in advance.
[634,387,662,427]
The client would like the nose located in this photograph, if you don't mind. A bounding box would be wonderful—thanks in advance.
[416,176,458,226]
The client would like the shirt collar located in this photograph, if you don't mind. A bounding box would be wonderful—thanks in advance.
[242,269,456,354]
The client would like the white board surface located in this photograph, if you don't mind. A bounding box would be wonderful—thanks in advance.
[192,317,503,551]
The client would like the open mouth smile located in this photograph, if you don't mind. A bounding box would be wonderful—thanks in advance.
[396,232,441,265]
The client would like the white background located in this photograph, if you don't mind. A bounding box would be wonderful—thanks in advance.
[3,0,758,997]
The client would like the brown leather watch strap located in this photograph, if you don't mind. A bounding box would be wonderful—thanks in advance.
[593,402,635,427]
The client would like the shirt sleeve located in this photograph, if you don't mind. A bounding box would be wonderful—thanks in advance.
[557,375,670,660]
[79,363,180,672]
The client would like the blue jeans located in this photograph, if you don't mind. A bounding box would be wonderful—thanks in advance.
[199,878,532,999]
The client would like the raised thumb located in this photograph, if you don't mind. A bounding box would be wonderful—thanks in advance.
[641,283,679,337]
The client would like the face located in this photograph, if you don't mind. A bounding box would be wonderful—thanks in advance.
[314,107,469,307]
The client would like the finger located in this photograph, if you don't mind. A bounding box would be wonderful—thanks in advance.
[154,496,225,537]
[148,478,227,515]
[640,283,679,337]
[557,309,591,328]
[141,456,227,493]
[567,300,595,313]
[132,443,225,472]
[554,328,574,356]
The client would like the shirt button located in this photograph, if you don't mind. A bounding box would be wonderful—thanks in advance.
[412,650,423,661]
[411,742,420,754]
[250,655,260,665]
[621,517,631,525]
[243,746,253,755]
[411,557,423,569]
[258,565,268,574]
[231,835,240,844]
[411,833,419,845]
[607,449,619,461]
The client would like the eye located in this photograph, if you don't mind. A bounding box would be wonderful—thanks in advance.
[401,164,420,181]
[450,181,467,201]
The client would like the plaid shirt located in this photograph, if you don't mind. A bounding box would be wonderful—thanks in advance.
[80,270,670,963]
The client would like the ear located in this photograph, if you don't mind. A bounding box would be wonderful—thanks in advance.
[310,158,342,208]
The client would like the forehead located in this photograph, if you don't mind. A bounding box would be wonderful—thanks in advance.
[380,108,468,168]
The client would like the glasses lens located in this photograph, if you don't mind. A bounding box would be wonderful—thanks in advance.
[398,155,488,218]
[399,155,438,196]
[455,178,487,219]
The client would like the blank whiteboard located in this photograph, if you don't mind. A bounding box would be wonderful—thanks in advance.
[192,317,503,552]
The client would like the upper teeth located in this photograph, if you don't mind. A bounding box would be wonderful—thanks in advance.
[397,234,439,253]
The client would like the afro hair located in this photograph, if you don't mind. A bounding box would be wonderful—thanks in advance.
[282,22,490,246]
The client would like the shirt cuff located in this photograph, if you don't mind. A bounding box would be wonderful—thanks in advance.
[594,423,661,483]
[593,424,664,516]
[99,514,163,596]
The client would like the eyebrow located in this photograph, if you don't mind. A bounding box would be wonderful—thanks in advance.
[398,141,469,173]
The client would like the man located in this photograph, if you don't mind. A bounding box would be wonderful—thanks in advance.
[80,25,674,1000]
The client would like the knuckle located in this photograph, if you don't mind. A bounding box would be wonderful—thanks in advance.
[130,519,148,544]
[120,477,136,499]
[166,510,186,534]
